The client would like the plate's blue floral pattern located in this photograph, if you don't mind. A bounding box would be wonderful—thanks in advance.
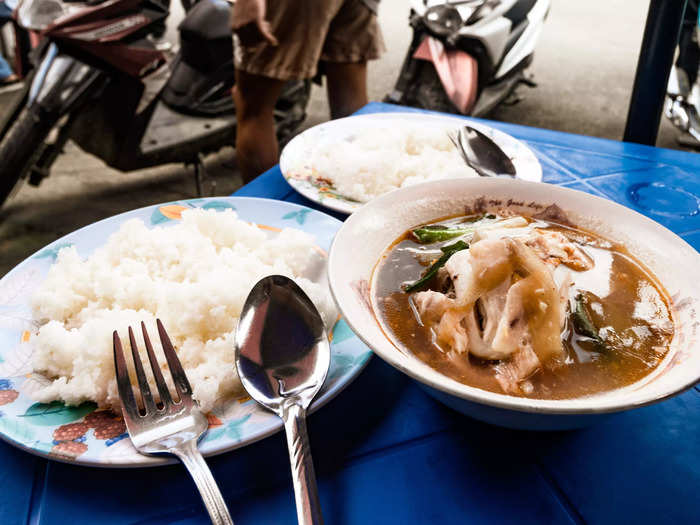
[282,208,312,225]
[33,242,75,261]
[0,197,371,467]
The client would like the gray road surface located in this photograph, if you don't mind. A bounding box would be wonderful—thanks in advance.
[0,0,692,276]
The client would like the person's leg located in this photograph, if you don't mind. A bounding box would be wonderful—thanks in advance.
[324,61,368,119]
[232,70,285,183]
[231,0,342,181]
[319,0,384,119]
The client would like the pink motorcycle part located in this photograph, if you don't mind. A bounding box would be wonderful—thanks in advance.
[413,36,478,114]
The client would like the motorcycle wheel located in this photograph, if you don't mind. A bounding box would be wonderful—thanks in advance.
[0,105,58,208]
[401,62,460,114]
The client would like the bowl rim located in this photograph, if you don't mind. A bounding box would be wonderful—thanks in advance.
[328,178,700,415]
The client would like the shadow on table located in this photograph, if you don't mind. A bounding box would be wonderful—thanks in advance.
[34,358,411,523]
[25,356,598,524]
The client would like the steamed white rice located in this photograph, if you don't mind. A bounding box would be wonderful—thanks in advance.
[307,126,478,202]
[29,208,337,412]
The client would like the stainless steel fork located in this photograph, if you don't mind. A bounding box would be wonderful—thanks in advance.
[113,319,234,525]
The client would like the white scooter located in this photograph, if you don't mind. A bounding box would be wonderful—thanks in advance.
[386,0,550,116]
[665,0,700,147]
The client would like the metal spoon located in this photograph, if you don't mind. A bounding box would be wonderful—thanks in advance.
[234,275,330,525]
[448,125,517,178]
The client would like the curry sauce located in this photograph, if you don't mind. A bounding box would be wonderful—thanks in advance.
[372,215,674,399]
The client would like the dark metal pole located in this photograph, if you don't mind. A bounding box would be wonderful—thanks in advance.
[623,0,688,145]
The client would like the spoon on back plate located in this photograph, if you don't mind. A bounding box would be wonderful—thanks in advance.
[449,125,517,178]
[234,275,330,525]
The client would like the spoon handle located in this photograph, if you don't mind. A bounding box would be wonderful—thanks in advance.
[282,403,324,525]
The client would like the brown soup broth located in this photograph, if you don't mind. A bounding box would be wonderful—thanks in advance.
[371,215,674,399]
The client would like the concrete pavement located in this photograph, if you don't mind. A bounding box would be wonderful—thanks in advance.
[0,0,694,276]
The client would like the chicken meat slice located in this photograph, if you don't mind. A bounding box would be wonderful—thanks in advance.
[413,237,566,393]
[494,345,541,395]
[470,216,535,244]
[525,229,593,271]
[462,279,510,358]
[436,309,469,354]
[554,267,574,325]
[414,291,470,354]
[509,239,565,363]
[445,238,514,308]
[414,290,452,325]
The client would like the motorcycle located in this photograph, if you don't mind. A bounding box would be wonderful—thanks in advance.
[0,0,310,207]
[386,0,550,117]
[665,0,700,147]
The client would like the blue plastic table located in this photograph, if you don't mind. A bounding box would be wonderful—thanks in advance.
[3,102,700,525]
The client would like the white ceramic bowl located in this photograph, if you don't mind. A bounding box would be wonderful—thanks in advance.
[328,178,700,430]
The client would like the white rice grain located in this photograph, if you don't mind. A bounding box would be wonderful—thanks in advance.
[308,126,478,202]
[29,208,337,412]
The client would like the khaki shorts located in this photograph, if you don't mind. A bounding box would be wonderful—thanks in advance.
[234,0,385,80]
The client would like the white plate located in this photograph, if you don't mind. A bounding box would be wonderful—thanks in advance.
[0,197,371,467]
[280,112,543,215]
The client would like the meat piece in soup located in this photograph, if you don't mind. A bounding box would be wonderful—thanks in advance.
[372,213,674,399]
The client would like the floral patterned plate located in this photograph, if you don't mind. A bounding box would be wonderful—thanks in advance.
[0,197,371,467]
[279,112,543,215]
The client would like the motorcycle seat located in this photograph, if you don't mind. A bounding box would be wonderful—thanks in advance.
[161,0,235,116]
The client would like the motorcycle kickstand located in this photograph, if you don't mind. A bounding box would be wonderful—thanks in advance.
[190,153,216,197]
[504,75,538,106]
[519,75,538,88]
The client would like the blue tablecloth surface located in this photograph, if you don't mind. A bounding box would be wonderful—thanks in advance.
[2,102,699,524]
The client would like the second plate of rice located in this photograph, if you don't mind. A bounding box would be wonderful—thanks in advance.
[280,112,543,214]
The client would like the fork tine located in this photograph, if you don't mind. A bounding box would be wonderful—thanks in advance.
[156,319,193,400]
[127,326,157,414]
[140,321,173,407]
[113,331,141,422]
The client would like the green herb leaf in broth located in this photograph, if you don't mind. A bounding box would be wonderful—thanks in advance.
[404,240,470,293]
[572,294,607,350]
[411,225,476,244]
[410,214,522,245]
[410,214,493,244]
